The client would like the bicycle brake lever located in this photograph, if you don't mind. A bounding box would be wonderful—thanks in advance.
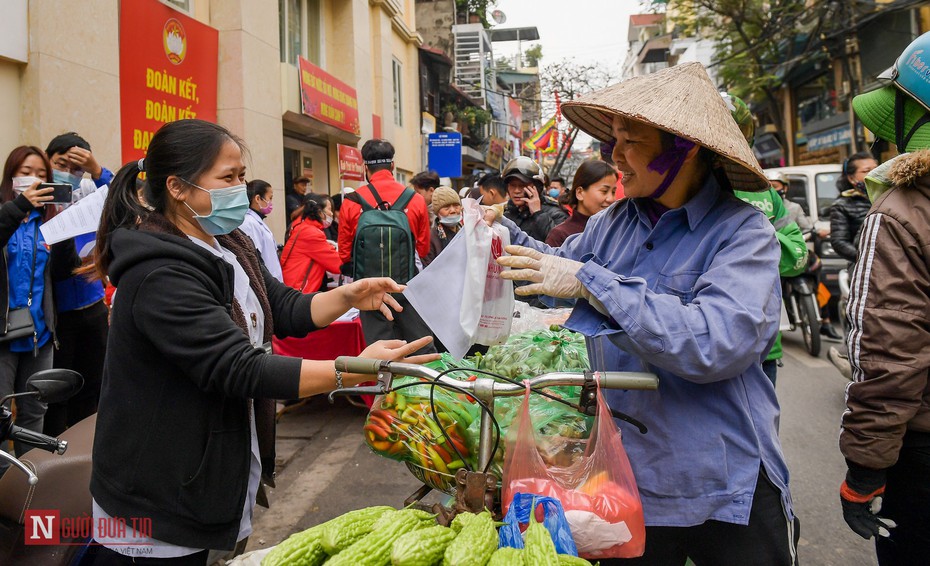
[327,384,387,403]
[610,408,648,434]
[580,372,649,434]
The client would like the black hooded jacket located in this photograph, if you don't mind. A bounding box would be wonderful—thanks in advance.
[90,225,316,551]
[829,188,872,263]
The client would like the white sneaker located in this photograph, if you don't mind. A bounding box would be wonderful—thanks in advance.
[828,346,852,380]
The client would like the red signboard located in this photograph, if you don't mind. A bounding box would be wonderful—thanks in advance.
[298,56,360,135]
[118,0,219,164]
[337,144,364,182]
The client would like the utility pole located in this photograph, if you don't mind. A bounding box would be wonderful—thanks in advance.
[841,1,861,155]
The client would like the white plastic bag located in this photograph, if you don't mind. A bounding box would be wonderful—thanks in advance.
[404,198,513,357]
[463,199,513,346]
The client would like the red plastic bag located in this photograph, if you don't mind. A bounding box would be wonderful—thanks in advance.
[502,384,645,559]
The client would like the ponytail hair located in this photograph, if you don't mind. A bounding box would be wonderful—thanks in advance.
[301,192,331,222]
[92,119,245,279]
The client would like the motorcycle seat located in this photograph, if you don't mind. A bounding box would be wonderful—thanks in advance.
[0,413,95,525]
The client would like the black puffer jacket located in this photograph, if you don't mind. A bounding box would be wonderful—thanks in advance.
[504,199,569,242]
[829,188,872,263]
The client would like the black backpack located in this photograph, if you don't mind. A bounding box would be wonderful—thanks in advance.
[346,183,417,284]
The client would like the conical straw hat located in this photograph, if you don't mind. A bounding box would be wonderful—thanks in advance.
[562,62,769,191]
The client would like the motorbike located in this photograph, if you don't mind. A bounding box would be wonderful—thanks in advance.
[0,369,91,566]
[782,241,822,357]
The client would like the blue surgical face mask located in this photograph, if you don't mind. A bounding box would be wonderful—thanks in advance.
[548,188,561,199]
[439,214,462,225]
[53,169,84,193]
[182,180,249,236]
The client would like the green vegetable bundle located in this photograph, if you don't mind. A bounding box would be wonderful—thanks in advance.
[465,329,594,476]
[262,506,595,566]
[473,328,588,381]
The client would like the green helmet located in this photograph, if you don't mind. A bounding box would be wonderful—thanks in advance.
[721,92,755,146]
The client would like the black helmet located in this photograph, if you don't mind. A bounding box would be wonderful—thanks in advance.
[502,156,544,188]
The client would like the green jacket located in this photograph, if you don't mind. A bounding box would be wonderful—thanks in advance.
[735,188,809,360]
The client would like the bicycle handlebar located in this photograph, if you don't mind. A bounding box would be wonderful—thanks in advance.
[332,356,659,395]
[335,356,384,376]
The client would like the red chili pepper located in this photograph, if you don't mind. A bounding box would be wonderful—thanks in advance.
[364,423,391,439]
[446,433,468,457]
[433,443,453,463]
[367,413,394,430]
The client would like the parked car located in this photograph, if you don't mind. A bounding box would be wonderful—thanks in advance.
[763,164,845,300]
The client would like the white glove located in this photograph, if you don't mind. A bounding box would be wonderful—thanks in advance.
[498,245,587,298]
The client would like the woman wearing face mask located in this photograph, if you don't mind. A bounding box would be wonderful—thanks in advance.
[87,119,436,564]
[423,187,462,266]
[280,193,341,294]
[0,146,62,472]
[240,179,283,282]
[491,64,799,564]
[545,160,618,247]
[829,151,878,267]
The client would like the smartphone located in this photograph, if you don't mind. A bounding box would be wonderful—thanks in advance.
[38,182,73,204]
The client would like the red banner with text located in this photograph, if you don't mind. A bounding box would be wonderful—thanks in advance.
[298,56,361,136]
[119,0,218,164]
[337,144,364,182]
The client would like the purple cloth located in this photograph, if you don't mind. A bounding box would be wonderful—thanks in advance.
[647,136,696,199]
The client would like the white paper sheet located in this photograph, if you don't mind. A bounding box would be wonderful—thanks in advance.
[40,185,108,245]
[403,229,471,358]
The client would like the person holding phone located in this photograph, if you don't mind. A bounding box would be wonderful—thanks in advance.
[0,145,66,473]
[42,132,114,437]
[502,156,568,242]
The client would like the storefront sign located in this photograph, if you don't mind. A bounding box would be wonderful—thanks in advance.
[119,0,218,163]
[298,56,360,135]
[486,136,505,170]
[427,133,463,178]
[806,125,852,151]
[337,144,365,182]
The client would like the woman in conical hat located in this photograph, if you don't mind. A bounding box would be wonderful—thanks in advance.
[495,63,799,564]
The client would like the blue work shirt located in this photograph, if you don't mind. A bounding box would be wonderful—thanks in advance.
[502,174,792,527]
[6,211,51,353]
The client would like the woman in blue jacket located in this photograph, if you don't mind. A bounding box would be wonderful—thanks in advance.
[0,146,59,469]
[496,63,798,564]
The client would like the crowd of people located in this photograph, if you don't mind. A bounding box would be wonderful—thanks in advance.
[0,32,926,566]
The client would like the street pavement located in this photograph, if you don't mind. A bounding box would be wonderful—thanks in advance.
[247,329,878,564]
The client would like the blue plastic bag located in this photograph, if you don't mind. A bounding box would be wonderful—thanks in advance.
[498,492,578,556]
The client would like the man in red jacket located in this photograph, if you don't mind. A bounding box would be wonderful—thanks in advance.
[338,139,435,353]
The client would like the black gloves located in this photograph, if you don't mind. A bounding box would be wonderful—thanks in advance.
[840,461,895,539]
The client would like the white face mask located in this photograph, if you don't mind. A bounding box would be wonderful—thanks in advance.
[322,214,334,229]
[12,176,41,195]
